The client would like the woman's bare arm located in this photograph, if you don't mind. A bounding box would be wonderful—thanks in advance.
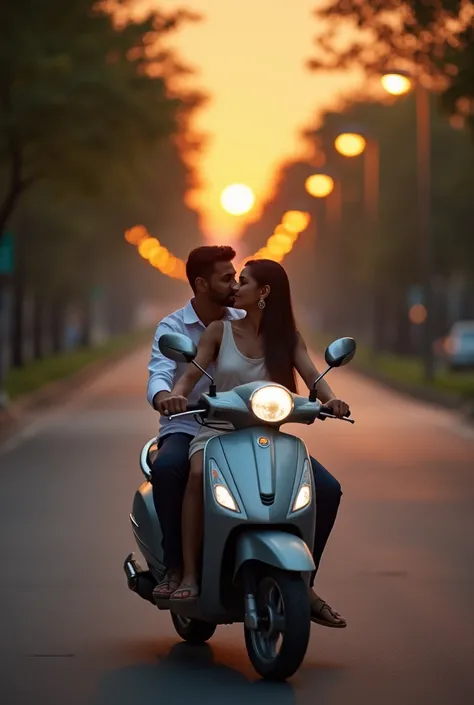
[293,332,350,417]
[293,332,336,403]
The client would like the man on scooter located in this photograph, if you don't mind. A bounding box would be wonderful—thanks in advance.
[148,245,347,628]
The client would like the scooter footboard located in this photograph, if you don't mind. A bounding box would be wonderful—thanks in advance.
[234,529,315,580]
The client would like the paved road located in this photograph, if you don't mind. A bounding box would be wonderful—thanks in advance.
[1,345,474,705]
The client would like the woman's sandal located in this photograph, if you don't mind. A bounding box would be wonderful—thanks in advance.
[170,582,199,602]
[152,570,182,600]
[310,595,347,628]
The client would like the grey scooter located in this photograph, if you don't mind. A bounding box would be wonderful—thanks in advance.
[124,334,356,680]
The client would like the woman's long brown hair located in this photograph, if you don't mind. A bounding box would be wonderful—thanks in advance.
[246,259,298,392]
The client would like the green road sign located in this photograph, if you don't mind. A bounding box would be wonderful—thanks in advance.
[407,284,423,307]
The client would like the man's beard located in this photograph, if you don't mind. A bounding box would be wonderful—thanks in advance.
[210,290,235,307]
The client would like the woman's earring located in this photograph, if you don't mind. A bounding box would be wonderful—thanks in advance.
[258,298,266,310]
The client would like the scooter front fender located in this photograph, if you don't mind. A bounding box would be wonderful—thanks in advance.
[234,529,315,581]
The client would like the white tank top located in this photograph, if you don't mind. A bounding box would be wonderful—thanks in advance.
[214,320,268,391]
[188,321,270,452]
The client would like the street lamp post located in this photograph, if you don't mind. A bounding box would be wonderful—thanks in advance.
[416,83,434,381]
[382,72,434,381]
[334,131,381,355]
[304,171,340,332]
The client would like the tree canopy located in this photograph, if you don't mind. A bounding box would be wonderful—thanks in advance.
[0,0,202,239]
[0,0,207,366]
[308,0,474,133]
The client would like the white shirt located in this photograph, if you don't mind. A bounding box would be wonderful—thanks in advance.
[147,300,246,438]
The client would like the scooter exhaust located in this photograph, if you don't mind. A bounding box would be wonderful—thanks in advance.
[123,553,157,604]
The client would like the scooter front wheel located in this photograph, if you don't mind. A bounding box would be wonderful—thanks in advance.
[244,568,310,681]
[171,612,216,644]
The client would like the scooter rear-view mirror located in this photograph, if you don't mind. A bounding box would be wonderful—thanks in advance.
[159,333,197,362]
[309,337,356,401]
[324,337,356,368]
[158,333,216,396]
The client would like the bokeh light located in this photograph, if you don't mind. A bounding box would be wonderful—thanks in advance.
[281,210,310,234]
[138,237,160,259]
[305,173,335,198]
[125,225,148,245]
[161,255,177,276]
[334,132,367,157]
[409,304,427,324]
[273,224,298,241]
[267,233,293,256]
[150,247,169,269]
[126,206,309,283]
[381,73,412,96]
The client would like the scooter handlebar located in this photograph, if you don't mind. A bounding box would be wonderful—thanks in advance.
[168,403,208,421]
[319,406,354,424]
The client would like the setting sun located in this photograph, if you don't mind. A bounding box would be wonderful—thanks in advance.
[220,183,255,216]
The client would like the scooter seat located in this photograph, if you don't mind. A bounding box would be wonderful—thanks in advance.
[140,438,159,481]
[146,440,159,470]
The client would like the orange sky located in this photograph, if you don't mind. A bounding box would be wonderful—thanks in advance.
[156,1,359,244]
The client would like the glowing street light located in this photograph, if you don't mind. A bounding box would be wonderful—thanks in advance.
[305,173,335,198]
[381,73,412,96]
[334,132,367,158]
[380,69,434,380]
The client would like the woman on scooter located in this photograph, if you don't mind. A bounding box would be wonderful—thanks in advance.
[159,259,349,601]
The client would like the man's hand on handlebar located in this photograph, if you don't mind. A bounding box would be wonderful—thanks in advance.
[324,398,350,418]
[155,392,188,416]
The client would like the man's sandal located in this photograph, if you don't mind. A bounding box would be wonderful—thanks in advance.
[310,594,347,628]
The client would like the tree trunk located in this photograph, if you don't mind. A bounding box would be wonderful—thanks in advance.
[11,266,25,368]
[32,292,44,360]
[0,181,23,244]
[0,133,32,243]
[50,295,65,354]
[80,296,92,348]
[373,288,389,353]
[393,290,411,356]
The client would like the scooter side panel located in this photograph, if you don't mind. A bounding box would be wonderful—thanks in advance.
[130,482,166,576]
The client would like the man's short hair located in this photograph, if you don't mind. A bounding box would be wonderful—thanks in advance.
[186,246,236,292]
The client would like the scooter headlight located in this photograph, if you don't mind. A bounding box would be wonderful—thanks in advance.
[250,384,294,423]
[291,460,312,513]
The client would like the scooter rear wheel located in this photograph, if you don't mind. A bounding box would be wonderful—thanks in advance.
[171,612,216,644]
[244,568,310,681]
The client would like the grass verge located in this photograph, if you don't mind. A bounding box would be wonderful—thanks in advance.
[4,327,153,402]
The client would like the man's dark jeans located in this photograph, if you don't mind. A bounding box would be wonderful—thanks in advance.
[151,432,342,586]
